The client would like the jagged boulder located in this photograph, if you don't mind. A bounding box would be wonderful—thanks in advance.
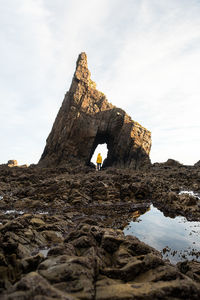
[39,53,151,169]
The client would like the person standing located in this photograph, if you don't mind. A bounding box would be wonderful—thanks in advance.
[96,153,102,171]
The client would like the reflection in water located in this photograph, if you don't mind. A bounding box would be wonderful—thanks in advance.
[5,210,24,215]
[39,247,50,258]
[124,205,200,264]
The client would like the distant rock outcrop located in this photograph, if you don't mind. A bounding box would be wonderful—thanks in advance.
[7,160,18,167]
[39,53,151,169]
[153,159,182,168]
[194,160,200,167]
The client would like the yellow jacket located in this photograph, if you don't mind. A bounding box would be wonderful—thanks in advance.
[96,154,102,164]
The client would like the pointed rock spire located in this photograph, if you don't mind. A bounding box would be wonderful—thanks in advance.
[39,53,151,169]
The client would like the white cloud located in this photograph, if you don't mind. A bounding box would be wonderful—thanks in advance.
[0,0,200,165]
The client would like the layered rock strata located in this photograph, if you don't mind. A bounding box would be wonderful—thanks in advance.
[39,52,151,169]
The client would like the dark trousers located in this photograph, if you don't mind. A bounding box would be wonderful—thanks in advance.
[97,163,101,171]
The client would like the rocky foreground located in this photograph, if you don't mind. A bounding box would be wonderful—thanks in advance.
[0,161,200,299]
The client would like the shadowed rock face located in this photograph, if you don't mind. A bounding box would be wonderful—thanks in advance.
[39,52,151,169]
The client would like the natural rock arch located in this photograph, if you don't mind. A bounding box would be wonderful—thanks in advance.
[39,53,151,169]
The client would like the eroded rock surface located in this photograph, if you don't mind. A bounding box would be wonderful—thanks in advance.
[0,163,200,299]
[1,214,200,299]
[39,53,151,169]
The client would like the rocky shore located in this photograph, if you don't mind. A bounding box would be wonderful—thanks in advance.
[0,161,200,299]
[1,52,200,299]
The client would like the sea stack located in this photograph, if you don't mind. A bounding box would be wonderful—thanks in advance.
[39,52,151,169]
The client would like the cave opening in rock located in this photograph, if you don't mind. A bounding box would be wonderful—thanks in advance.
[90,143,108,166]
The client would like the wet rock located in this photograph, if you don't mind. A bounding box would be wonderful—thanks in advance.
[168,191,178,203]
[96,279,200,300]
[21,253,44,273]
[30,218,46,227]
[177,261,200,283]
[179,194,198,206]
[48,244,76,257]
[3,272,74,299]
[1,160,200,299]
[38,255,95,299]
[41,231,64,243]
[101,229,124,253]
[123,235,160,256]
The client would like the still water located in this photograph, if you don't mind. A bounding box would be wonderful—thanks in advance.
[124,204,200,264]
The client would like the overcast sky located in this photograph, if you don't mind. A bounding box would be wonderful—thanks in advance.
[1,0,200,166]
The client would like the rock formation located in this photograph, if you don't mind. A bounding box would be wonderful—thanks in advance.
[39,52,151,169]
[7,160,18,167]
[1,163,200,299]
